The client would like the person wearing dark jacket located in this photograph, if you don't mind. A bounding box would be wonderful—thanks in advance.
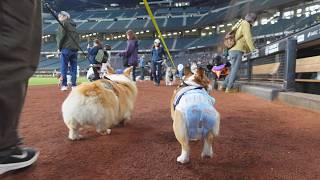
[151,39,166,86]
[56,11,79,91]
[0,0,41,174]
[119,29,139,82]
[87,39,103,65]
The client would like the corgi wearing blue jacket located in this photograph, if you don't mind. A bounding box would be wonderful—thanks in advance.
[171,66,220,164]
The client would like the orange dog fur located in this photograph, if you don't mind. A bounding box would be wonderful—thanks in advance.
[62,67,137,140]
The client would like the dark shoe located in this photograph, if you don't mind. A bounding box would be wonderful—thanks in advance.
[225,88,238,93]
[0,147,39,175]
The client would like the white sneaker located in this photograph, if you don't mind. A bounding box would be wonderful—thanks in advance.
[60,86,68,91]
[71,86,77,90]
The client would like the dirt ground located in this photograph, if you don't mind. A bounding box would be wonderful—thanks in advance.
[2,81,320,180]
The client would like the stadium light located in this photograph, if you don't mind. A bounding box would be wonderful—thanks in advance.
[140,31,144,34]
[201,32,206,36]
[219,24,224,27]
[163,34,167,37]
[209,32,213,35]
[185,30,190,33]
[106,37,110,40]
[167,33,172,36]
[122,35,125,37]
[173,32,178,35]
[117,35,121,38]
[93,33,97,36]
[220,30,226,33]
[114,36,118,39]
[146,30,150,33]
[136,32,140,35]
[212,26,216,29]
[227,23,232,26]
[205,27,210,30]
[192,29,197,32]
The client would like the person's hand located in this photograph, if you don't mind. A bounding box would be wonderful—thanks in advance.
[87,44,90,48]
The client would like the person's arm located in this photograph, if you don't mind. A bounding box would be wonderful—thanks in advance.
[242,21,255,52]
[119,41,134,57]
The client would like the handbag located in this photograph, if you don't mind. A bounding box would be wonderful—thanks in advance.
[224,19,243,49]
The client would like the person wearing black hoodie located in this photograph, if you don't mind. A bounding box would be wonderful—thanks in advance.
[56,11,79,91]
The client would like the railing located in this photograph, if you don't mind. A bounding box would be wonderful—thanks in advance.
[239,39,297,91]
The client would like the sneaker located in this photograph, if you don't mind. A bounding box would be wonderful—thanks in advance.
[60,86,68,91]
[225,88,238,93]
[71,86,77,90]
[0,147,39,175]
[218,86,226,91]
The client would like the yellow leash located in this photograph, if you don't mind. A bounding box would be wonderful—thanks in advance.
[143,0,176,68]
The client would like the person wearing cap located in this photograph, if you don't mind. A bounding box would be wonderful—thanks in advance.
[221,12,257,93]
[151,39,166,86]
[56,11,79,91]
[0,0,41,174]
[119,29,139,81]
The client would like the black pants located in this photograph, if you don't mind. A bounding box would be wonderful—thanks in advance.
[132,65,136,82]
[0,0,42,151]
[152,62,162,84]
[140,67,144,80]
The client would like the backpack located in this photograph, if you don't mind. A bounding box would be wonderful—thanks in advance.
[95,49,108,63]
[224,19,243,49]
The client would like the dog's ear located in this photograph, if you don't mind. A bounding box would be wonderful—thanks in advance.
[123,67,133,77]
[195,67,205,79]
[107,65,115,74]
[184,66,193,78]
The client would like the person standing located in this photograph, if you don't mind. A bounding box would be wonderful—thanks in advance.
[87,39,103,65]
[151,39,166,86]
[221,13,257,93]
[119,29,139,82]
[87,39,103,81]
[56,11,79,91]
[0,0,41,174]
[139,55,145,80]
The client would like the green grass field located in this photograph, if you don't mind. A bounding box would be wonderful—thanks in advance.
[28,77,88,86]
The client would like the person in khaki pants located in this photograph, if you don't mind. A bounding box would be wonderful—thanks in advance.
[0,0,41,174]
[221,13,257,93]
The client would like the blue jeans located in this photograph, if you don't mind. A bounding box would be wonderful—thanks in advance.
[60,48,78,86]
[223,50,243,89]
[152,61,162,84]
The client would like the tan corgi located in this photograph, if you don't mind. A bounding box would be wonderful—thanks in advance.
[62,67,137,140]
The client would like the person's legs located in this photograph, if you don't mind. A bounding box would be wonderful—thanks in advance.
[152,62,157,84]
[227,51,243,89]
[0,0,41,174]
[69,51,78,86]
[0,80,27,151]
[157,63,162,84]
[60,49,69,87]
[132,65,136,82]
[140,67,144,80]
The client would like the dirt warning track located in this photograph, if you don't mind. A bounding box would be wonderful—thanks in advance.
[2,81,320,179]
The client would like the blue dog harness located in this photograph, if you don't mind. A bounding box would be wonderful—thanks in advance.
[174,86,217,140]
